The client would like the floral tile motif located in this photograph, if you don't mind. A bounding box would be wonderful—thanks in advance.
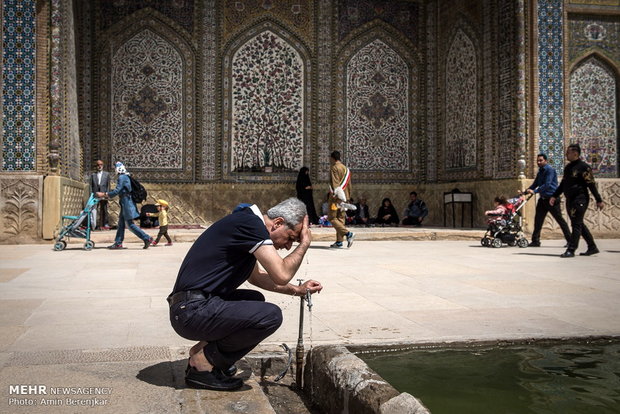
[570,57,617,177]
[111,29,183,169]
[346,39,409,171]
[537,0,564,173]
[1,0,36,171]
[230,30,304,173]
[445,28,477,170]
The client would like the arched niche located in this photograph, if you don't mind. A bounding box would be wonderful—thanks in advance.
[97,9,195,182]
[569,54,619,178]
[222,20,311,181]
[443,24,480,176]
[335,22,420,182]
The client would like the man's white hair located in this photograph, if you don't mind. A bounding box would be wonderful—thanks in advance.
[267,198,307,228]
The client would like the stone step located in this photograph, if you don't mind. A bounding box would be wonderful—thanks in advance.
[179,360,277,414]
[0,347,286,414]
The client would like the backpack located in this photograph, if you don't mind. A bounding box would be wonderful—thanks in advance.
[127,175,147,204]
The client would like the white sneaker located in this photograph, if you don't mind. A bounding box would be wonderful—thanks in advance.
[330,242,344,249]
[340,203,357,211]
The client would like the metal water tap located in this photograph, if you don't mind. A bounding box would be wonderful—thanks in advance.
[298,278,313,311]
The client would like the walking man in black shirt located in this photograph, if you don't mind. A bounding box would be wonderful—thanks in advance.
[168,198,322,391]
[550,144,605,258]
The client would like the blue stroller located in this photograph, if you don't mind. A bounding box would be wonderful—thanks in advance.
[53,194,99,251]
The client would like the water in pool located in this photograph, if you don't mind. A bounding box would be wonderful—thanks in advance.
[360,341,620,414]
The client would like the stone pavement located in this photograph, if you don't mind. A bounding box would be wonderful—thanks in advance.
[1,229,619,413]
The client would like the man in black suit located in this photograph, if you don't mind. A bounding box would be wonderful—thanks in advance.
[90,160,111,230]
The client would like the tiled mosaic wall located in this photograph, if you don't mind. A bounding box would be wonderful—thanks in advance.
[73,0,526,185]
[2,0,616,185]
[95,8,196,182]
[1,0,36,171]
[567,15,619,178]
[537,0,565,173]
[569,57,617,177]
[229,29,305,173]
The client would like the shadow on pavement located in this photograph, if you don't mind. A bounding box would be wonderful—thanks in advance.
[515,252,563,257]
[136,359,186,389]
[137,358,254,391]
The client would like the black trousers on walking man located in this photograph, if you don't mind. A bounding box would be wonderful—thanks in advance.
[531,197,571,245]
[566,195,596,252]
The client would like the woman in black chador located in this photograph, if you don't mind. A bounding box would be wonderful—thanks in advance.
[375,197,400,226]
[296,166,319,224]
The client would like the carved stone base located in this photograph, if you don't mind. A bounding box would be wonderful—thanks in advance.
[0,175,43,244]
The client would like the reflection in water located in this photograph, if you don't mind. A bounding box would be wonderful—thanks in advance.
[360,341,620,414]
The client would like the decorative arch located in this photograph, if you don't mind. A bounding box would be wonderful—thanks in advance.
[569,53,619,177]
[443,23,480,174]
[222,20,312,180]
[335,21,420,182]
[96,8,195,182]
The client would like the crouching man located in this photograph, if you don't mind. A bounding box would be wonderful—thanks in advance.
[168,198,322,390]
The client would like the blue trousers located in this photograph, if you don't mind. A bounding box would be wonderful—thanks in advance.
[114,216,151,244]
[169,289,283,369]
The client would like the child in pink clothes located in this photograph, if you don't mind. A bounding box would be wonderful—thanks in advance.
[485,196,510,224]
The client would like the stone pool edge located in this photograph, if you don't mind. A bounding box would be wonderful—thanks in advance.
[297,336,620,414]
[303,345,430,414]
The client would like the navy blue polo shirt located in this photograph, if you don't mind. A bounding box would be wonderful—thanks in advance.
[172,205,272,295]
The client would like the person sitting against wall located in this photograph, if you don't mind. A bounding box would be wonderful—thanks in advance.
[375,197,399,226]
[353,196,371,226]
[402,191,428,226]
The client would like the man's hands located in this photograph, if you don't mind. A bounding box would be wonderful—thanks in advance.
[95,192,107,199]
[298,215,312,247]
[597,201,605,210]
[549,197,556,206]
[294,279,323,296]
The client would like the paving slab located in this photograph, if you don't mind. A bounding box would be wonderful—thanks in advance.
[1,235,619,413]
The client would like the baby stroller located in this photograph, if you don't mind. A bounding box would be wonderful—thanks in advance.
[53,194,99,251]
[481,194,532,248]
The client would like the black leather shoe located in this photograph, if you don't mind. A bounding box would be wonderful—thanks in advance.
[143,238,153,249]
[186,361,237,377]
[223,364,238,377]
[185,366,243,391]
[579,247,600,256]
[528,242,541,247]
[560,250,575,258]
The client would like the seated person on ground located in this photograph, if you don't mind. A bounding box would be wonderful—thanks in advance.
[375,197,399,226]
[402,191,428,226]
[354,197,371,226]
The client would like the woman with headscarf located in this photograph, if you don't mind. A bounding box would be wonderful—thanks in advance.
[375,197,400,226]
[96,161,153,249]
[296,166,319,224]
